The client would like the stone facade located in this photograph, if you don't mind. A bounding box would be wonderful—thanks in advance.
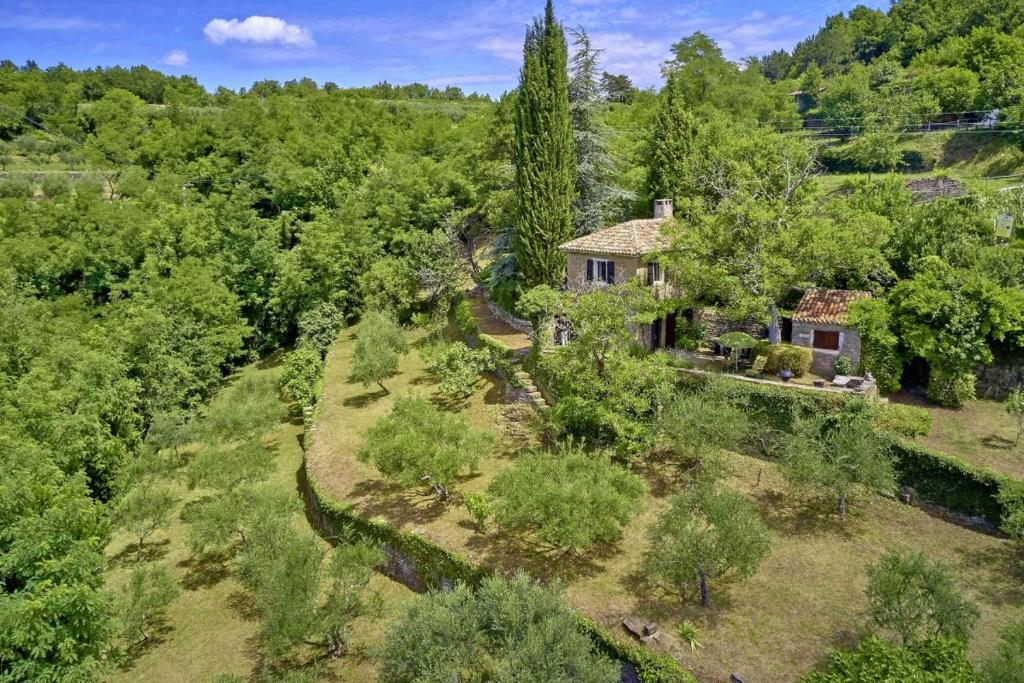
[974,362,1024,400]
[565,251,645,288]
[791,321,862,377]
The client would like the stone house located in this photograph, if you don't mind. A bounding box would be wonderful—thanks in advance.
[557,200,675,349]
[790,288,870,376]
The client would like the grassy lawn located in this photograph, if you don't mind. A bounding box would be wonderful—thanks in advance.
[105,360,414,683]
[309,326,1024,683]
[817,131,1024,193]
[893,395,1024,480]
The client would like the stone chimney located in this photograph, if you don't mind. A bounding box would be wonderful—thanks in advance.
[654,198,673,219]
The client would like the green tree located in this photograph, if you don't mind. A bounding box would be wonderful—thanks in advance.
[112,481,178,562]
[41,173,71,199]
[781,407,895,518]
[144,409,197,461]
[645,483,771,608]
[659,383,749,476]
[202,373,286,443]
[379,572,618,682]
[487,440,646,553]
[118,563,179,645]
[0,435,116,681]
[420,341,493,400]
[600,71,635,103]
[513,0,575,287]
[348,310,407,394]
[866,550,979,646]
[357,396,492,500]
[645,78,700,206]
[569,28,630,234]
[358,256,419,323]
[318,541,384,658]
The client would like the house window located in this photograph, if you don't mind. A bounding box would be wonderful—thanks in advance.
[646,261,661,285]
[586,258,615,284]
[812,330,841,351]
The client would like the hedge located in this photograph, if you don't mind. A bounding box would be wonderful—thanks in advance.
[675,371,1019,526]
[676,371,847,431]
[303,457,694,682]
[453,296,479,340]
[888,438,1012,526]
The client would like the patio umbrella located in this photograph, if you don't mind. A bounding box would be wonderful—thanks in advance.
[718,331,757,372]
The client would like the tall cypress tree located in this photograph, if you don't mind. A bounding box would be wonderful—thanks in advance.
[513,1,575,288]
[645,78,700,208]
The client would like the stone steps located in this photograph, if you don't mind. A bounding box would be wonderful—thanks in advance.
[511,365,549,410]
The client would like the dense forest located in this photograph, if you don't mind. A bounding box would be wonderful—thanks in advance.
[2,0,1024,680]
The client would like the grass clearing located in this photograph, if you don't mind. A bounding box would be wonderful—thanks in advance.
[309,326,1024,683]
[893,394,1024,480]
[105,360,414,683]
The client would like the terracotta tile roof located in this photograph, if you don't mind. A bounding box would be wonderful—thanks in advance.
[558,218,671,257]
[793,288,871,326]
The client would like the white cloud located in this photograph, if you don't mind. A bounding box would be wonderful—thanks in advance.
[203,16,315,48]
[160,49,189,67]
[422,73,514,87]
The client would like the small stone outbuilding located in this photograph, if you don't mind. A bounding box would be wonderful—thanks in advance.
[791,288,870,377]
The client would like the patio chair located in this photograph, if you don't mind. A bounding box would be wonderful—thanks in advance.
[745,355,768,377]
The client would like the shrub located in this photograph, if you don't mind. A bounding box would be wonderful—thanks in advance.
[280,345,323,408]
[981,615,1024,683]
[41,173,71,199]
[0,173,33,199]
[874,403,932,438]
[463,493,493,531]
[833,355,855,376]
[763,343,813,377]
[998,481,1024,546]
[420,341,493,399]
[452,296,478,339]
[358,256,419,323]
[676,622,702,653]
[803,636,976,682]
[926,367,976,408]
[75,175,104,199]
[297,302,346,357]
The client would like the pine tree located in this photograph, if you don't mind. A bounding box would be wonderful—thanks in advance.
[513,1,576,288]
[645,78,700,208]
[569,28,632,235]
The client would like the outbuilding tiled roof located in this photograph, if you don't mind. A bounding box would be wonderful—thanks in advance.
[558,218,671,257]
[793,288,870,326]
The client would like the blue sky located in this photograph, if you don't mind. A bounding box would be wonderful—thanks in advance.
[0,0,886,96]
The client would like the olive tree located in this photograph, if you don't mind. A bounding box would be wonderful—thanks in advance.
[487,440,646,553]
[357,397,492,501]
[348,310,407,394]
[781,409,895,518]
[866,550,979,646]
[645,484,770,608]
[118,563,179,645]
[659,383,749,477]
[112,482,178,562]
[379,572,618,682]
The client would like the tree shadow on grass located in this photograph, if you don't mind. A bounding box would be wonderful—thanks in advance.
[981,435,1016,450]
[348,478,452,526]
[955,542,1024,607]
[178,550,233,591]
[752,489,859,541]
[343,388,389,408]
[631,454,688,499]
[109,538,171,567]
[226,588,261,622]
[464,528,622,583]
[116,616,176,669]
[619,563,732,631]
